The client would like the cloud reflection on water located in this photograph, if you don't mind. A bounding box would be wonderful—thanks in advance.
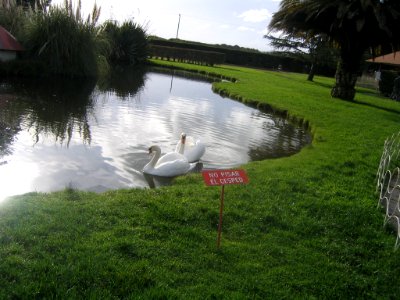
[0,68,310,202]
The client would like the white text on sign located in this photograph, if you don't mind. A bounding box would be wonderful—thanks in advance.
[202,169,249,186]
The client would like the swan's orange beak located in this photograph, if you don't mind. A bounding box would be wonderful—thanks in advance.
[148,147,152,154]
[181,133,186,144]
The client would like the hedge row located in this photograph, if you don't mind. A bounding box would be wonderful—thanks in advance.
[149,45,225,66]
[379,70,398,96]
[149,39,311,73]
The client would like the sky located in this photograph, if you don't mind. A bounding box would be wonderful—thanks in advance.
[51,0,282,52]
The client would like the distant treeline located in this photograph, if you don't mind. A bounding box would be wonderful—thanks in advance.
[149,38,307,73]
[149,45,225,66]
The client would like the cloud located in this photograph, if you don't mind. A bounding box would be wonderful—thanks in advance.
[259,28,270,35]
[220,24,231,29]
[238,9,272,23]
[238,26,256,32]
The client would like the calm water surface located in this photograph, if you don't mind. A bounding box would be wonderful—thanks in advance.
[0,68,311,201]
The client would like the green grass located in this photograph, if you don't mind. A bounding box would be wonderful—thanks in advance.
[1,60,400,298]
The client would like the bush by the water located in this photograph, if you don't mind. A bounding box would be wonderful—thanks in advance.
[379,70,398,97]
[101,20,148,66]
[22,4,101,77]
[0,0,27,39]
[0,1,149,78]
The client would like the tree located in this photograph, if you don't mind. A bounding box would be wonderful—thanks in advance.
[266,33,337,81]
[268,0,400,101]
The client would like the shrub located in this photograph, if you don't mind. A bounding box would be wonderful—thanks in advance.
[0,0,30,39]
[379,70,398,97]
[101,20,148,66]
[22,1,101,77]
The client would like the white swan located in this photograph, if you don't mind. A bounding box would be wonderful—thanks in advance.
[175,133,206,163]
[143,145,191,177]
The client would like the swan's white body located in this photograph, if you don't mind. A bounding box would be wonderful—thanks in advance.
[143,145,191,177]
[175,133,206,163]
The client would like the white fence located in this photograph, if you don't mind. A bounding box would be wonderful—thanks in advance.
[376,131,400,249]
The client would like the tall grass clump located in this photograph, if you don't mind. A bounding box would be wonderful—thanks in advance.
[101,19,148,66]
[22,0,103,77]
[0,0,30,39]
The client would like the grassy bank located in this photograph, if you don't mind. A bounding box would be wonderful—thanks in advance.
[1,60,400,298]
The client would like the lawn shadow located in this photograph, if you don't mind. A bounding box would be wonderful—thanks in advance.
[353,99,400,115]
[312,79,400,115]
[311,80,334,89]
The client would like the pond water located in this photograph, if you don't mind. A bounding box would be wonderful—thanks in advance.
[0,67,311,201]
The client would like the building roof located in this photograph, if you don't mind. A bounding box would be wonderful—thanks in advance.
[367,51,400,66]
[0,26,23,51]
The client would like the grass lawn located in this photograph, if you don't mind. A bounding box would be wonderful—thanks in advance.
[1,60,400,298]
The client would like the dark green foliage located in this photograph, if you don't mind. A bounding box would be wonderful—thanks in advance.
[102,20,148,66]
[16,0,51,10]
[265,33,338,79]
[149,45,225,66]
[0,59,46,77]
[0,0,29,39]
[149,38,308,72]
[392,75,400,101]
[0,0,150,78]
[23,6,99,77]
[379,70,398,97]
[96,65,147,98]
[0,76,96,145]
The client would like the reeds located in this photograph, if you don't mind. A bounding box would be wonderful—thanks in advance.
[101,20,148,66]
[0,0,30,38]
[0,0,148,78]
[23,0,100,77]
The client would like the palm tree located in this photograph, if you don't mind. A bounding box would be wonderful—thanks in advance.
[269,0,400,100]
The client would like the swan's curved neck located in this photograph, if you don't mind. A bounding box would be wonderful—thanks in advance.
[178,135,186,154]
[145,146,161,169]
[177,143,185,154]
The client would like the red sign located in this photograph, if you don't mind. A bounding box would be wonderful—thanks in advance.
[202,169,249,186]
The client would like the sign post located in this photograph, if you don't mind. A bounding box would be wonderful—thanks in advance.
[217,184,225,248]
[202,169,249,249]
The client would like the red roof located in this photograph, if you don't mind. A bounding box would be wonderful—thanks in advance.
[367,51,400,66]
[0,26,23,51]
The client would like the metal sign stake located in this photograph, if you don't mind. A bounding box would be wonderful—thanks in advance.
[202,169,249,249]
[217,185,225,249]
